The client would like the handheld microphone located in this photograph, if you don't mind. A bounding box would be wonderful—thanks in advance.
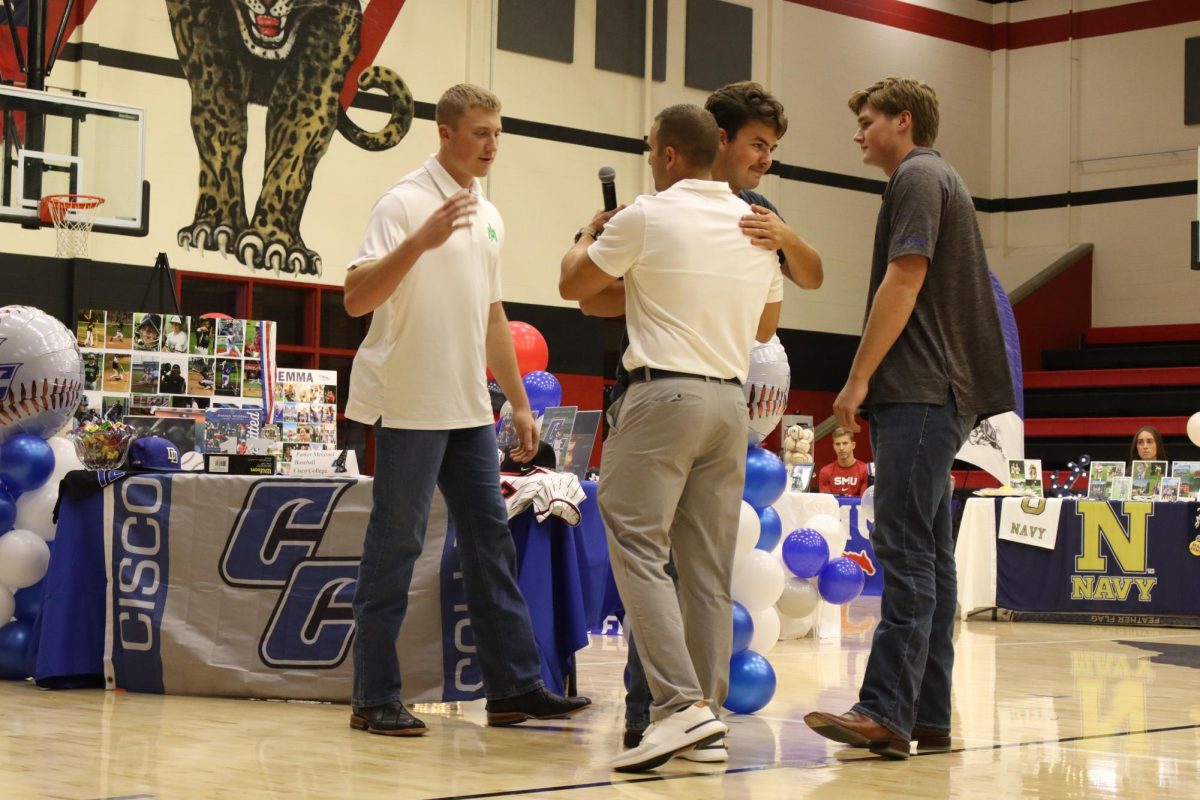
[598,166,617,211]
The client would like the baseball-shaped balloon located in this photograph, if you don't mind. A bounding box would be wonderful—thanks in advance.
[0,306,83,444]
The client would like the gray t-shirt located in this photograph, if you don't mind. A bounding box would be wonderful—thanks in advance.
[863,148,1015,421]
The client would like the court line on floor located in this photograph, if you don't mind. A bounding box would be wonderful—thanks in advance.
[418,721,1200,800]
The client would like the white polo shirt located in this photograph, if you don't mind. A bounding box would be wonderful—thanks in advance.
[345,155,504,429]
[587,179,783,383]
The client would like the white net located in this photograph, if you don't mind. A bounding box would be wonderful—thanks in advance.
[44,195,104,258]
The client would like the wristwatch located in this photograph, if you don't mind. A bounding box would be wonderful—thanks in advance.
[574,227,598,243]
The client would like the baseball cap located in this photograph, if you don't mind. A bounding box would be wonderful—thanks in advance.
[129,436,182,471]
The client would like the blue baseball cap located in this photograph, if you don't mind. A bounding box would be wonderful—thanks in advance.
[129,436,182,471]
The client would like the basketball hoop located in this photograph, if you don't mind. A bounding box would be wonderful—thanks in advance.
[38,194,105,258]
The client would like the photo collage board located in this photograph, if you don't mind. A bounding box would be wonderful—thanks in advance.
[75,309,273,421]
[272,368,340,462]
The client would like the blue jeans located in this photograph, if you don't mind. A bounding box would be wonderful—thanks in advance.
[853,398,973,739]
[351,424,544,707]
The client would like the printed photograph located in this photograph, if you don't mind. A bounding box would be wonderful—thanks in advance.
[130,354,160,394]
[105,310,132,347]
[244,359,263,399]
[216,319,244,357]
[215,358,242,397]
[1171,461,1200,500]
[133,313,163,351]
[161,315,191,354]
[76,309,105,348]
[191,316,215,355]
[188,357,215,397]
[158,356,189,395]
[103,353,131,393]
[82,351,103,391]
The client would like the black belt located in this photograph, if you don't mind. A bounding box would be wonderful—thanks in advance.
[627,367,742,387]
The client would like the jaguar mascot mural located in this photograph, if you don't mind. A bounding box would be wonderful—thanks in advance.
[166,0,414,277]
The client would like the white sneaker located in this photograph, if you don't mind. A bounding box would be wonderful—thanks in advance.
[611,703,728,773]
[677,736,728,762]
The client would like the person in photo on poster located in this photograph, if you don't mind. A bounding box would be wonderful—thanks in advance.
[560,102,784,770]
[805,78,1016,759]
[163,316,190,353]
[134,314,161,351]
[83,353,100,390]
[341,83,588,738]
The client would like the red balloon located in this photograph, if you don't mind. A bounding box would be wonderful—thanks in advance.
[509,321,548,376]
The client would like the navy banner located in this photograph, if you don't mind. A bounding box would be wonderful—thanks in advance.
[997,500,1200,618]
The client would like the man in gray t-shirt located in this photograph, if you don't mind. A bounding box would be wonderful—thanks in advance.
[804,77,1015,760]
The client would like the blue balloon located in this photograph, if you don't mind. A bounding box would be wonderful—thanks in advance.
[0,484,16,533]
[0,434,55,493]
[818,557,866,605]
[14,579,44,624]
[0,620,33,680]
[781,528,829,579]
[522,371,562,416]
[743,446,786,509]
[724,649,776,714]
[755,506,782,551]
[731,601,754,654]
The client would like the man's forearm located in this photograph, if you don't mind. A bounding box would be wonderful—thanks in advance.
[780,232,823,289]
[847,275,920,384]
[344,237,427,318]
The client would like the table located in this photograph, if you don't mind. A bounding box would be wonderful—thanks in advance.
[956,496,1200,623]
[33,473,608,702]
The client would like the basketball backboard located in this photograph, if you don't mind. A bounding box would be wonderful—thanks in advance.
[0,84,148,236]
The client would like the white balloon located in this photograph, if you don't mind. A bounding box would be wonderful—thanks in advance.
[1188,411,1200,448]
[731,548,785,612]
[778,612,814,640]
[15,484,59,541]
[777,575,821,619]
[749,605,781,654]
[0,529,51,589]
[0,586,13,623]
[807,513,849,556]
[735,501,761,555]
[860,485,875,525]
[47,435,84,480]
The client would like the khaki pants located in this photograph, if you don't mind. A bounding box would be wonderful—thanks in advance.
[599,377,747,722]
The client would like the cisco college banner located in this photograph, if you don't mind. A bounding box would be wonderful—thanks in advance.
[996,499,1200,618]
[102,475,574,702]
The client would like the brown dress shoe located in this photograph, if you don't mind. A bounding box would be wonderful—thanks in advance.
[846,724,952,752]
[803,709,910,759]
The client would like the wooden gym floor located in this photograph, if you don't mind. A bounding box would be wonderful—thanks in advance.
[3,597,1199,799]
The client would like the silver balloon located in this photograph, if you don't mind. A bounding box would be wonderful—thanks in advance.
[744,337,790,444]
[0,306,83,443]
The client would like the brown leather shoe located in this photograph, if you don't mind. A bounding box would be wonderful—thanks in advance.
[911,725,952,752]
[803,709,910,759]
[846,724,952,752]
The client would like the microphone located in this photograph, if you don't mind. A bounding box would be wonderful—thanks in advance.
[598,165,617,211]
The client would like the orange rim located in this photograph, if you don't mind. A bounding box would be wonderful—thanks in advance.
[38,193,105,223]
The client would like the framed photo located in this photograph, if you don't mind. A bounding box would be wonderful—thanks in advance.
[1157,476,1181,502]
[790,463,814,493]
[1131,460,1167,500]
[1007,459,1043,497]
[1087,461,1125,501]
[1170,461,1200,500]
[1109,476,1132,502]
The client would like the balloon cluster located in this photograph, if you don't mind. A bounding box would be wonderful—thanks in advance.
[725,445,788,715]
[1049,454,1091,498]
[492,321,564,422]
[0,434,83,680]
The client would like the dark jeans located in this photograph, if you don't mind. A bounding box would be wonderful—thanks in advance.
[853,398,973,739]
[351,424,544,707]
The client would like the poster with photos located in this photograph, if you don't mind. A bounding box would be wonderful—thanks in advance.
[1157,476,1181,502]
[1007,459,1043,497]
[1086,461,1125,501]
[1171,462,1200,500]
[75,309,275,426]
[1130,460,1168,501]
[272,368,338,458]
